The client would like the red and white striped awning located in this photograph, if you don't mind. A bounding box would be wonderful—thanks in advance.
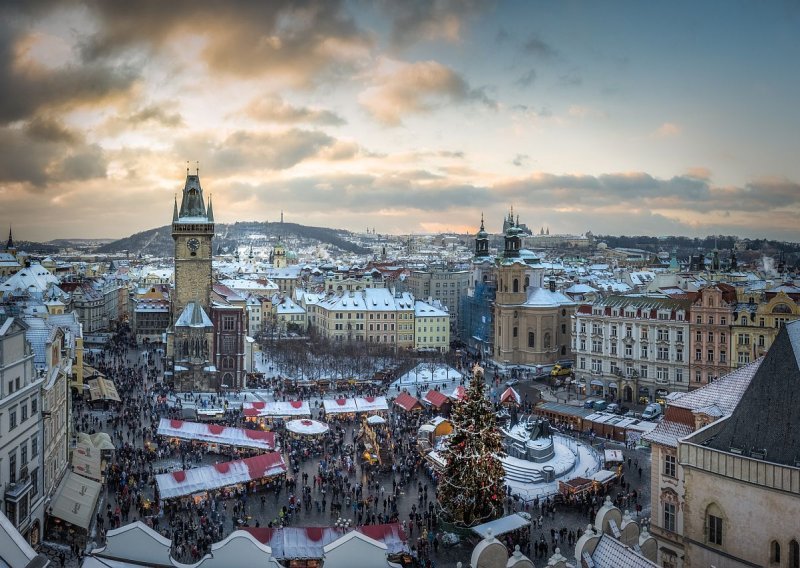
[157,418,275,451]
[155,453,286,499]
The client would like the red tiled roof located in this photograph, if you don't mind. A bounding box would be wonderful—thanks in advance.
[423,390,449,408]
[393,392,422,412]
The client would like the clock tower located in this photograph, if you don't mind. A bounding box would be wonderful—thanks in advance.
[172,172,214,321]
[167,170,217,392]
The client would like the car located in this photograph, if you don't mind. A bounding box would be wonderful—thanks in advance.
[623,410,637,419]
[505,378,519,386]
[606,403,622,415]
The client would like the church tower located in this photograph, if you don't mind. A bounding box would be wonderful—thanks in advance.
[474,214,490,259]
[172,171,214,320]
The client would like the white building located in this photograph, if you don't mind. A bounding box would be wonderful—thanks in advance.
[0,317,45,546]
[413,300,450,352]
[572,296,691,404]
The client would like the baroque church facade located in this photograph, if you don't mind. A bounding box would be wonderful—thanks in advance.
[166,171,246,392]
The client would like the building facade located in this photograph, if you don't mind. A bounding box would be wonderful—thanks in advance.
[573,296,691,403]
[731,287,800,368]
[404,268,469,330]
[688,284,736,389]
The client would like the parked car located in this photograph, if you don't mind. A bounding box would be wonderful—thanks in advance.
[584,398,601,409]
[606,403,622,415]
[593,400,608,412]
[505,378,519,386]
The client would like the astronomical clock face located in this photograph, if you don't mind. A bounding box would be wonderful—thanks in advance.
[187,238,200,252]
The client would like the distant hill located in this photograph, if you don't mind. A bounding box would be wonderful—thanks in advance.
[95,221,371,257]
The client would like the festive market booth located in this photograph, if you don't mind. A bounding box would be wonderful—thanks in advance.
[243,523,409,568]
[353,395,389,414]
[500,386,522,406]
[321,398,358,420]
[243,400,311,419]
[196,408,226,422]
[359,414,393,470]
[155,452,287,502]
[416,417,453,453]
[157,418,276,453]
[448,385,466,401]
[46,471,103,547]
[471,513,531,538]
[392,392,423,413]
[286,419,330,436]
[422,390,451,414]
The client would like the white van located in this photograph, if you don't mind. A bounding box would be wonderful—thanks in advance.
[641,403,663,421]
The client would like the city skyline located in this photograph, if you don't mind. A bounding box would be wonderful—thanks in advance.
[2,1,799,241]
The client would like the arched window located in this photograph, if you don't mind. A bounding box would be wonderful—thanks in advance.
[544,332,551,349]
[528,332,535,348]
[513,327,518,338]
[773,303,792,314]
[706,503,724,546]
[513,278,519,293]
[524,276,530,290]
[771,541,781,564]
[790,540,799,568]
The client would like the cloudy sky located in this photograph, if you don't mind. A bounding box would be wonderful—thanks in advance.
[2,1,800,241]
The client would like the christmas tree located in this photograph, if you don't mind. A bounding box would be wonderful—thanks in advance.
[438,364,506,527]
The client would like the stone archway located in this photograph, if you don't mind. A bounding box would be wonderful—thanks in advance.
[623,385,633,403]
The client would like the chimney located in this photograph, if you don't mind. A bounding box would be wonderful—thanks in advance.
[549,279,556,292]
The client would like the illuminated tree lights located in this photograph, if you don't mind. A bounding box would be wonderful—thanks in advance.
[437,366,506,527]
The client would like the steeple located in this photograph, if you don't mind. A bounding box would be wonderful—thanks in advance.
[207,195,214,222]
[172,195,179,222]
[6,226,13,250]
[475,213,489,258]
[177,170,207,219]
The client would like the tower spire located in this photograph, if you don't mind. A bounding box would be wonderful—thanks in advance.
[480,212,485,231]
[207,194,214,222]
[172,194,178,222]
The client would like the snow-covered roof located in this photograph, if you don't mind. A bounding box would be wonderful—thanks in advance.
[523,286,576,308]
[242,400,311,418]
[175,301,213,328]
[157,418,275,451]
[322,398,359,414]
[285,419,329,435]
[155,453,287,499]
[414,300,448,317]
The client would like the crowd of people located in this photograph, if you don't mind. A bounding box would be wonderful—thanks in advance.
[52,328,652,568]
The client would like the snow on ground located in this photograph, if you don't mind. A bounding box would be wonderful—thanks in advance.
[390,364,463,391]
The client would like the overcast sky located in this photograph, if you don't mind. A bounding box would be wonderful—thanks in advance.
[2,1,799,241]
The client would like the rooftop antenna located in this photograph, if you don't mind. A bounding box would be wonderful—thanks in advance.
[186,160,189,175]
[196,160,199,175]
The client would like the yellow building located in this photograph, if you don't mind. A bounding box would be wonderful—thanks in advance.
[731,286,800,367]
[413,300,450,352]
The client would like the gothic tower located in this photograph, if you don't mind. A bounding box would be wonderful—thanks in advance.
[474,214,490,259]
[172,172,214,321]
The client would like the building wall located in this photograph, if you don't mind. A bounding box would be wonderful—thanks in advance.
[682,449,800,568]
[689,286,734,389]
[649,442,687,568]
[172,228,214,322]
[572,299,690,402]
[731,292,800,368]
[414,315,449,352]
[0,319,44,544]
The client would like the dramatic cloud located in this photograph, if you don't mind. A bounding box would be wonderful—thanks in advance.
[380,0,490,46]
[241,95,345,125]
[77,1,371,86]
[359,59,496,125]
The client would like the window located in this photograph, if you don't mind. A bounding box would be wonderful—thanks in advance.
[9,408,17,430]
[528,332,535,348]
[675,368,683,382]
[720,316,727,325]
[708,316,714,325]
[624,345,632,357]
[579,339,586,351]
[707,349,714,362]
[640,365,648,379]
[610,342,617,355]
[611,325,617,337]
[30,468,38,498]
[696,315,702,324]
[758,335,765,347]
[31,436,38,458]
[657,367,668,381]
[676,329,683,343]
[772,541,781,565]
[222,316,235,331]
[664,454,676,477]
[676,348,683,362]
[513,327,518,338]
[707,511,723,546]
[21,404,28,422]
[695,370,702,383]
[708,331,714,343]
[9,451,16,484]
[658,328,668,341]
[790,540,799,568]
[641,345,648,359]
[625,325,632,338]
[720,350,727,363]
[657,346,669,361]
[641,328,649,340]
[21,443,27,465]
[591,359,602,373]
[663,502,676,532]
[695,349,702,361]
[592,340,602,353]
[579,357,586,370]
[720,332,726,344]
[695,331,702,342]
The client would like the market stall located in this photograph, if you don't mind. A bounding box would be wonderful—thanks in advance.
[155,452,287,500]
[285,419,330,436]
[321,398,358,419]
[448,385,466,401]
[499,386,522,406]
[157,418,276,452]
[392,392,423,413]
[422,390,451,414]
[353,395,389,414]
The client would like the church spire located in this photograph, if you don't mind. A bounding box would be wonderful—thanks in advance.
[178,168,207,219]
[172,195,179,222]
[207,195,214,222]
[6,226,13,250]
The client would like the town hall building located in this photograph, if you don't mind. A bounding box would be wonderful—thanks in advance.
[166,171,246,392]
